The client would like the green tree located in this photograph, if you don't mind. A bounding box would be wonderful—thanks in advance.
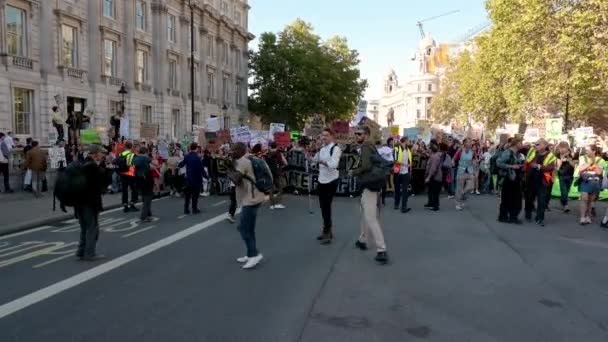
[249,19,367,129]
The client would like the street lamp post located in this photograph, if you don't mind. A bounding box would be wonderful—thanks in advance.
[116,83,128,140]
[189,0,195,130]
[222,104,228,129]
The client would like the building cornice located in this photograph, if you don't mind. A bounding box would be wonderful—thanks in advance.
[53,9,87,27]
[151,3,169,14]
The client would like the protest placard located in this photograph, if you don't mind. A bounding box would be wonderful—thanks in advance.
[48,147,67,169]
[231,126,252,144]
[389,125,400,137]
[207,117,221,132]
[575,127,593,146]
[403,128,419,142]
[140,122,159,140]
[524,128,540,142]
[268,123,286,141]
[545,118,563,140]
[306,114,324,137]
[80,129,101,144]
[274,132,291,149]
[291,131,300,141]
[217,129,231,144]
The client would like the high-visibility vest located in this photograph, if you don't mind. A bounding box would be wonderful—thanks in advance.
[525,148,556,183]
[393,146,412,173]
[120,150,136,177]
[574,156,604,178]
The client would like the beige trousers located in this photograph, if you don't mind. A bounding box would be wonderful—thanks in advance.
[359,189,387,252]
[456,173,475,206]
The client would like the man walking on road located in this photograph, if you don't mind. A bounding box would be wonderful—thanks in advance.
[133,146,154,222]
[352,126,389,265]
[497,138,524,224]
[523,138,556,226]
[179,143,203,215]
[118,141,138,212]
[310,128,342,244]
[393,137,412,213]
[75,145,106,261]
[229,142,266,269]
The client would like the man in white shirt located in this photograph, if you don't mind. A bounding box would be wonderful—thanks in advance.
[310,128,342,245]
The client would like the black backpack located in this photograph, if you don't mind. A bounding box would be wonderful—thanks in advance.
[115,152,131,173]
[245,156,274,195]
[53,162,88,212]
[358,146,392,191]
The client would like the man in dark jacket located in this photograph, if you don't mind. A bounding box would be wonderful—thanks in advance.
[351,125,388,265]
[179,143,203,214]
[76,144,106,261]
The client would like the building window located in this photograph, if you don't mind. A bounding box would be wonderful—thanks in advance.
[235,11,241,26]
[136,1,146,31]
[222,76,229,102]
[223,42,229,65]
[235,80,241,105]
[193,111,201,126]
[220,1,229,15]
[6,6,27,56]
[426,109,431,119]
[103,39,116,76]
[235,49,241,71]
[417,83,422,92]
[207,70,215,100]
[141,105,152,123]
[416,97,421,105]
[109,100,121,117]
[188,27,197,52]
[136,50,148,84]
[167,15,176,42]
[416,109,422,119]
[13,88,33,135]
[207,36,214,58]
[62,25,77,67]
[426,97,432,105]
[103,0,115,18]
[171,109,180,138]
[168,60,177,89]
[427,83,433,92]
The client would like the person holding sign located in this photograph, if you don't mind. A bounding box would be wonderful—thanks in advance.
[309,128,342,244]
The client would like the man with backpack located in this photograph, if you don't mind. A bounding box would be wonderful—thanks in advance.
[133,146,154,222]
[352,125,389,265]
[310,128,342,244]
[117,141,138,212]
[75,144,106,261]
[179,143,204,215]
[228,142,270,269]
[266,142,287,209]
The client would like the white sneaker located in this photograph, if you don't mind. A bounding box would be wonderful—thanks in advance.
[269,205,275,210]
[274,204,286,209]
[227,215,236,223]
[236,256,248,263]
[448,195,455,199]
[456,205,463,211]
[242,254,263,269]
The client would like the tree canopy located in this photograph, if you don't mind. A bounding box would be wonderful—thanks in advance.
[432,0,608,130]
[248,19,368,129]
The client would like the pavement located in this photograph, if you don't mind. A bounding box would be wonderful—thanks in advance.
[1,193,608,341]
[0,191,123,236]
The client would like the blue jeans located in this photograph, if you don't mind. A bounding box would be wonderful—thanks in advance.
[111,171,121,193]
[238,205,260,257]
[559,177,573,206]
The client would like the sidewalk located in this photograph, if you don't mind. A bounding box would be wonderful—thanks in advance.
[0,191,123,236]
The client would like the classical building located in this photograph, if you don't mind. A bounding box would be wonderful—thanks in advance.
[0,0,253,143]
[372,35,458,129]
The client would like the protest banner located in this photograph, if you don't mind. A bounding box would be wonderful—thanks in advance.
[230,126,252,144]
[545,118,563,140]
[80,129,101,144]
[268,123,286,141]
[207,117,221,132]
[140,123,159,140]
[48,147,67,169]
[274,132,291,149]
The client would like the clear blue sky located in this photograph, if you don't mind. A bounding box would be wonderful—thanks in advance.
[249,0,489,100]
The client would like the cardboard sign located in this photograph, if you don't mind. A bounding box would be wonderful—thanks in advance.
[207,117,221,132]
[575,127,594,146]
[80,129,101,144]
[545,118,563,140]
[230,126,252,144]
[48,147,67,169]
[389,125,400,137]
[140,123,159,140]
[274,132,291,149]
[306,114,324,138]
[268,123,286,141]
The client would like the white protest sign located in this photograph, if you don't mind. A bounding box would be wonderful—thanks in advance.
[575,127,593,147]
[524,128,540,143]
[207,117,221,132]
[230,126,252,144]
[48,147,67,169]
[268,123,285,141]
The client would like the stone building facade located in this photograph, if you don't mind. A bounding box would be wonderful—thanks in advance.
[0,0,253,143]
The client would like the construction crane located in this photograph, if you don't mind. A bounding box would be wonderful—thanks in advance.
[417,10,460,38]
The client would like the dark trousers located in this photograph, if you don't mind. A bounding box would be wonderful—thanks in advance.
[238,204,260,257]
[228,186,237,216]
[76,206,100,257]
[318,179,339,233]
[54,123,64,142]
[499,177,522,221]
[184,185,201,212]
[559,177,573,206]
[121,175,138,206]
[0,163,10,191]
[138,178,153,220]
[427,180,441,209]
[394,173,411,210]
[525,180,549,221]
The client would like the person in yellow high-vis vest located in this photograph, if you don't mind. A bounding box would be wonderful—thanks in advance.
[118,141,139,212]
[393,137,413,213]
[524,139,556,226]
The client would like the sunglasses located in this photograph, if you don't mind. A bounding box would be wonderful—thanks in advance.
[355,132,364,136]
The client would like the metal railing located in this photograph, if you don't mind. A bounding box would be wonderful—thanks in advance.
[12,56,33,69]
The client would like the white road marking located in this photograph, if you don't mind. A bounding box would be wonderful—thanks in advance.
[0,210,236,319]
[177,215,187,219]
[33,250,77,269]
[211,200,228,207]
[122,225,156,238]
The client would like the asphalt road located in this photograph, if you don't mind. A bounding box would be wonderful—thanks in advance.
[1,193,608,341]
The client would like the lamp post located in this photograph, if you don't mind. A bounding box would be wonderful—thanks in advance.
[189,0,195,130]
[118,83,128,114]
[115,83,128,140]
[222,104,228,129]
